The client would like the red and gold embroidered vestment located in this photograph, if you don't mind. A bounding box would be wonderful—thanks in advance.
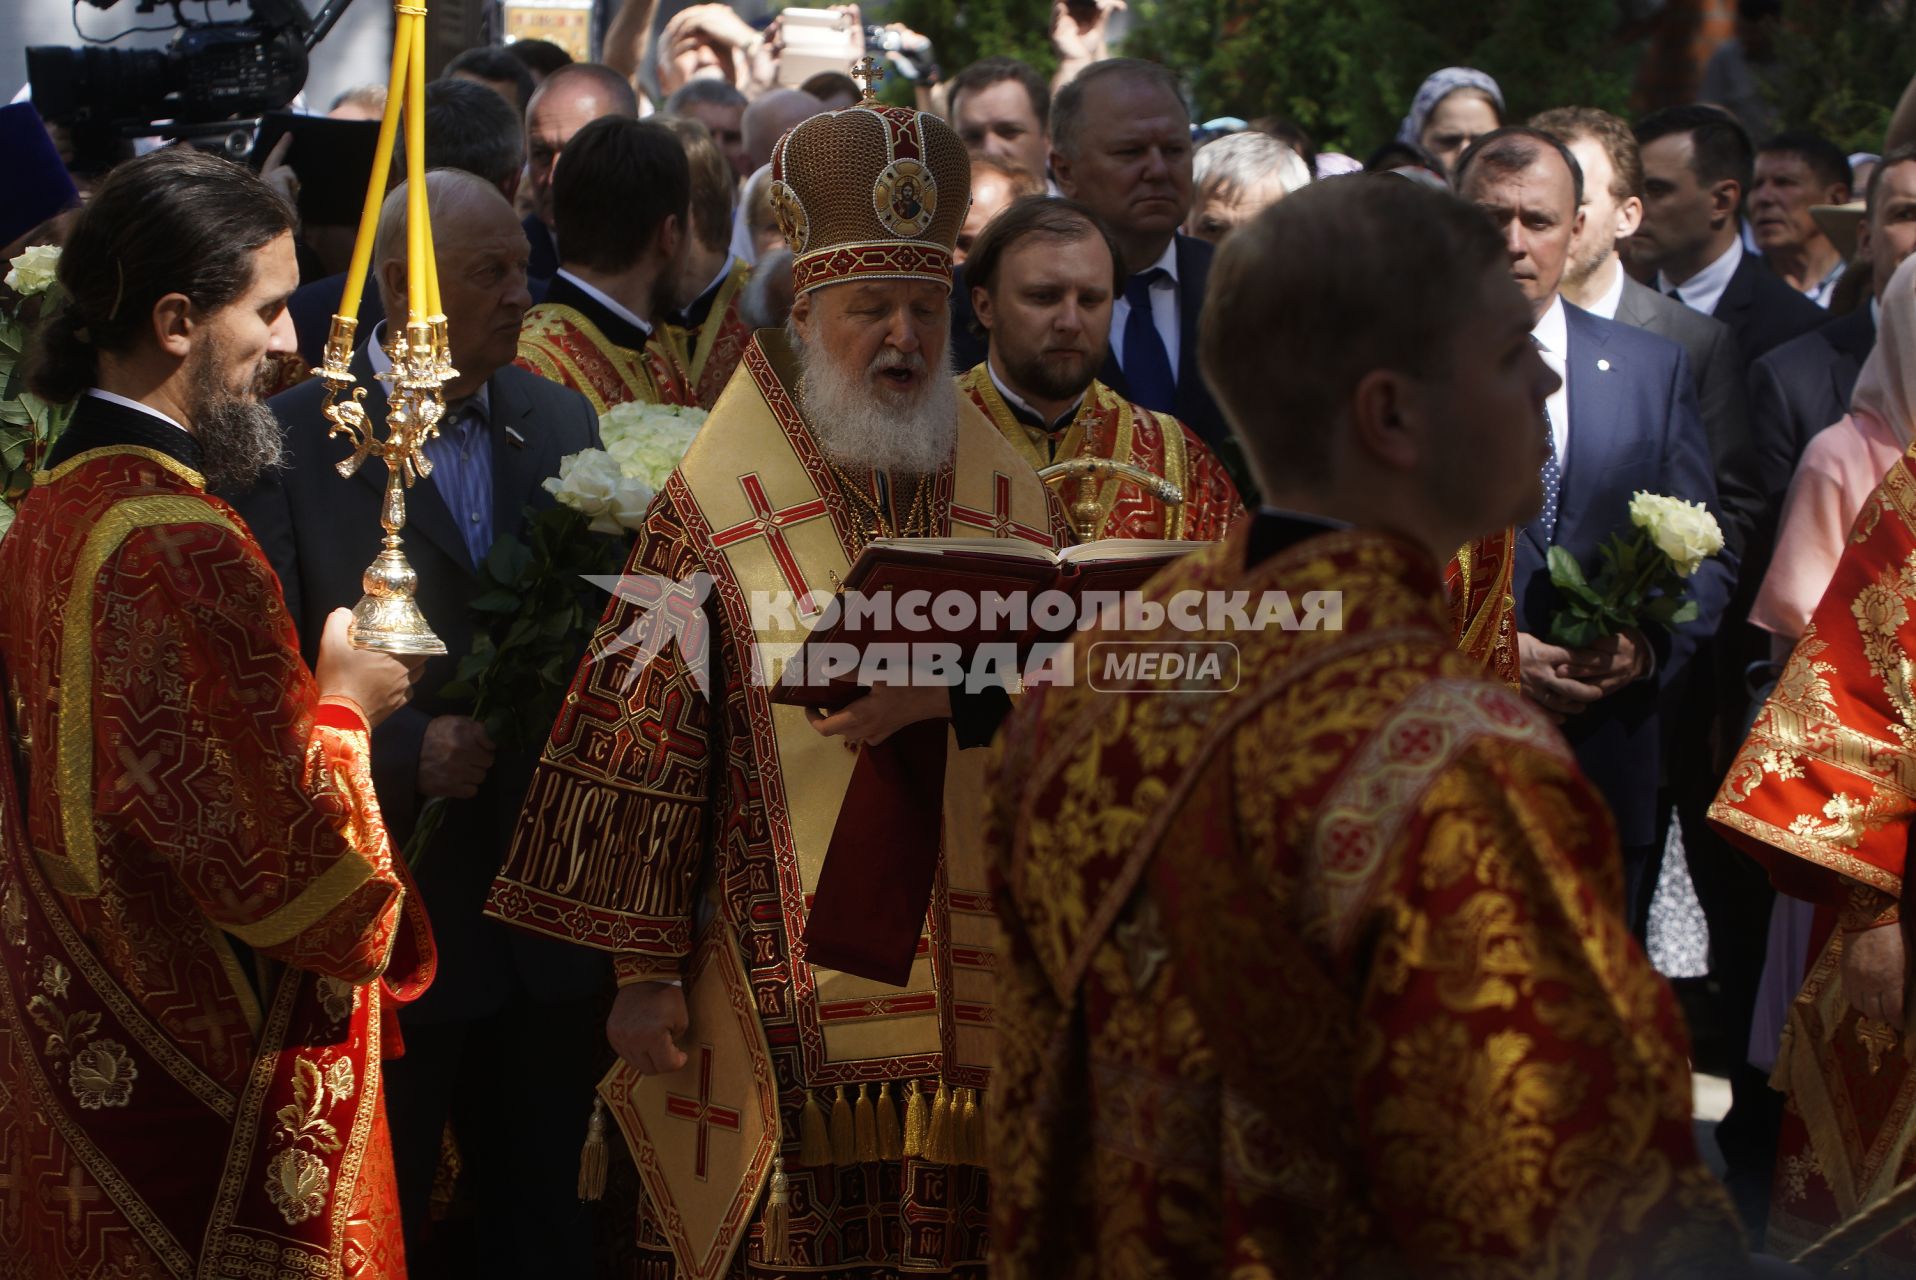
[1710,440,1916,1261]
[0,439,433,1278]
[959,364,1241,542]
[487,332,1069,1278]
[987,524,1745,1278]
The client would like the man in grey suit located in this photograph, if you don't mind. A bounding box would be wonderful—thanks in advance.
[233,171,608,1276]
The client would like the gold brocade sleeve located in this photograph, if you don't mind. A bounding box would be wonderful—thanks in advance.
[486,496,714,960]
[1349,740,1742,1273]
[94,517,405,983]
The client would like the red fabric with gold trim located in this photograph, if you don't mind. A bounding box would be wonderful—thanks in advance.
[987,525,1744,1277]
[0,444,431,1278]
[515,303,696,414]
[1708,442,1916,906]
[791,243,953,295]
[1445,529,1519,689]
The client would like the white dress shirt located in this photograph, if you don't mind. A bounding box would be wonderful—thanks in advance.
[556,269,654,336]
[86,388,190,436]
[1584,258,1628,321]
[1531,294,1570,465]
[1656,237,1744,318]
[1109,239,1180,379]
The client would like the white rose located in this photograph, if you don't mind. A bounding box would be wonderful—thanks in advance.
[1629,491,1724,578]
[5,244,60,297]
[597,401,707,492]
[544,449,657,535]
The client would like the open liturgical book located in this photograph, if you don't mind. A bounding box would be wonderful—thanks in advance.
[767,536,1195,708]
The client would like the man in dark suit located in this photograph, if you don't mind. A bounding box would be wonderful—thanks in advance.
[1633,105,1826,367]
[1749,147,1916,515]
[948,58,1234,481]
[1536,106,1759,558]
[290,78,530,370]
[1458,129,1736,922]
[233,171,606,1277]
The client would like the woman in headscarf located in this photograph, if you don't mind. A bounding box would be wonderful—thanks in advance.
[1396,67,1504,178]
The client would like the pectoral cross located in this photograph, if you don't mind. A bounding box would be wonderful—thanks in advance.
[851,55,885,103]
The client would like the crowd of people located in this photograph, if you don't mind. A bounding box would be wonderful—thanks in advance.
[8,2,1916,1277]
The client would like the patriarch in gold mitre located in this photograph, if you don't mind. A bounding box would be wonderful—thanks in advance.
[486,64,1066,1280]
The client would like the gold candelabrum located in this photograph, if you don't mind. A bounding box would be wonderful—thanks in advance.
[1038,456,1184,543]
[317,0,453,655]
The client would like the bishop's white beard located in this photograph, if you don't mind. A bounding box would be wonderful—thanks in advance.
[790,322,958,476]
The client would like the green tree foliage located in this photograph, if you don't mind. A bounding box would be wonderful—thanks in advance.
[1769,0,1916,152]
[1121,0,1636,155]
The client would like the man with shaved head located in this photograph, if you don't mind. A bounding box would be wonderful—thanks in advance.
[232,170,607,1274]
[523,61,641,281]
[741,85,823,173]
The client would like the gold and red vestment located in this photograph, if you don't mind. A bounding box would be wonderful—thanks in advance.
[487,332,1069,1278]
[1710,440,1916,1262]
[1446,527,1520,688]
[987,522,1744,1278]
[0,424,433,1279]
[958,364,1242,542]
[664,257,754,412]
[515,302,696,412]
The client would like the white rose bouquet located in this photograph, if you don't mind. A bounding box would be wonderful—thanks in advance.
[406,401,705,866]
[1547,490,1726,647]
[2,244,72,540]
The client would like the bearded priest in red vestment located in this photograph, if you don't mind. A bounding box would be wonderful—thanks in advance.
[515,117,697,411]
[1710,435,1916,1263]
[0,150,433,1278]
[958,196,1241,543]
[487,80,1068,1278]
[987,177,1748,1277]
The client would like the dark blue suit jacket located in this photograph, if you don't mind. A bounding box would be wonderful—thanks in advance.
[949,232,1231,456]
[230,349,607,1024]
[1513,302,1738,848]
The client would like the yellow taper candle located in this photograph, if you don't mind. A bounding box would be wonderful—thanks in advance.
[335,15,413,326]
[404,10,428,327]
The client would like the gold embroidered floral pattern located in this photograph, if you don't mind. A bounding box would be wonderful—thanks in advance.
[1788,793,1871,849]
[264,1055,350,1225]
[39,955,70,998]
[265,1148,329,1225]
[69,1038,137,1108]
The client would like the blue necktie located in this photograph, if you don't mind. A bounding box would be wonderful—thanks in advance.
[1533,336,1561,539]
[1120,268,1176,414]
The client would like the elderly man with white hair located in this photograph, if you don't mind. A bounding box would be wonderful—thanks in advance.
[1184,129,1312,243]
[487,78,1071,1280]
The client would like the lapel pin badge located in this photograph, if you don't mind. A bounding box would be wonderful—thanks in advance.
[505,426,528,449]
[1596,358,1612,372]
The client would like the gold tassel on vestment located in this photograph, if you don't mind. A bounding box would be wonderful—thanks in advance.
[946,1088,970,1165]
[576,1097,608,1201]
[853,1083,878,1162]
[925,1081,954,1164]
[903,1079,929,1157]
[761,1154,792,1263]
[829,1084,856,1164]
[876,1081,903,1160]
[957,1088,983,1165]
[799,1090,834,1167]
